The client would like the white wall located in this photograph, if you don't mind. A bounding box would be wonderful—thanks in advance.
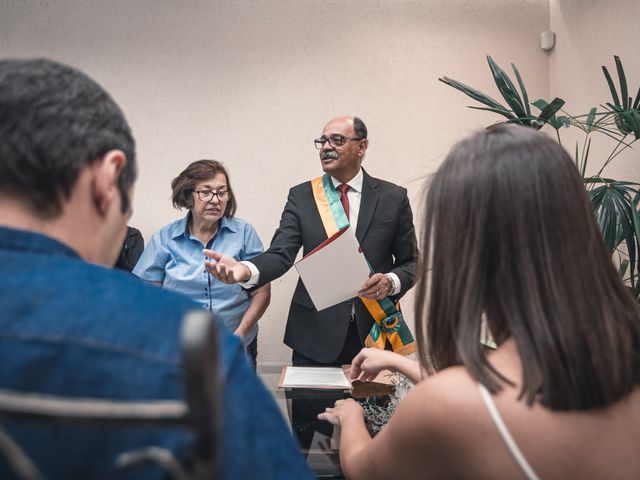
[0,0,550,364]
[549,0,640,181]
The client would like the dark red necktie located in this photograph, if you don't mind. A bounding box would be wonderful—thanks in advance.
[337,184,350,220]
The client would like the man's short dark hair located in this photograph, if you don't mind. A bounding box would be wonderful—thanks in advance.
[0,59,136,217]
[353,117,368,140]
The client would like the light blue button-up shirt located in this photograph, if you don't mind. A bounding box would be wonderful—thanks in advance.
[133,214,264,345]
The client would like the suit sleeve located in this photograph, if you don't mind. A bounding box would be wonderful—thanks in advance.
[250,188,303,287]
[390,188,418,295]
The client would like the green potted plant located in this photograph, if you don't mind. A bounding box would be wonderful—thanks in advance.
[439,55,640,300]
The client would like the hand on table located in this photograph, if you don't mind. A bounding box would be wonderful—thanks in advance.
[317,398,364,427]
[350,347,401,382]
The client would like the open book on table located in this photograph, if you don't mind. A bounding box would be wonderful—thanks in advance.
[278,366,352,390]
[277,365,398,396]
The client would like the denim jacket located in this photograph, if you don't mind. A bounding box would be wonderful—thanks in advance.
[0,226,311,480]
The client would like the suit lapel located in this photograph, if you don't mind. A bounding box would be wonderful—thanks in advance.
[356,169,379,243]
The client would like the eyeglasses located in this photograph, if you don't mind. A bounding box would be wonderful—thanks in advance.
[314,135,362,150]
[194,189,229,202]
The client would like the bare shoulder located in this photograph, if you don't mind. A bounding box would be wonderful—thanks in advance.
[367,366,488,478]
[369,360,640,479]
[401,366,484,429]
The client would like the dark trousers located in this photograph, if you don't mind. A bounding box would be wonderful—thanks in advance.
[246,336,258,371]
[289,320,361,450]
[291,319,362,367]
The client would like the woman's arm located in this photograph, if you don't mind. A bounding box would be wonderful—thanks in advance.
[318,394,431,479]
[318,399,373,477]
[319,374,464,479]
[234,284,271,340]
[350,348,424,384]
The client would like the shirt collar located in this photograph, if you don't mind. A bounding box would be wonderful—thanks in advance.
[0,225,81,259]
[330,168,363,194]
[171,212,237,240]
[171,214,191,240]
[218,216,237,233]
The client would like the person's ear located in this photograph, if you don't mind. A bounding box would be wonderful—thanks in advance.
[358,139,369,157]
[92,150,126,216]
[185,191,194,209]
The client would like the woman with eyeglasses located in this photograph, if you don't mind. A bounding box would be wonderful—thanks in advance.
[318,125,640,479]
[133,159,269,368]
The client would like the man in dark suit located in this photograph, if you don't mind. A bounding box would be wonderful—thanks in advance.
[205,115,418,366]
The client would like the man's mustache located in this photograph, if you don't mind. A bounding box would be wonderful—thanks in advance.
[321,151,339,160]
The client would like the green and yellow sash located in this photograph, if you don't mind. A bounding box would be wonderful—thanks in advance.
[310,175,416,356]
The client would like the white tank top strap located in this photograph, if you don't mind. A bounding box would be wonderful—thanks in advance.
[478,383,540,480]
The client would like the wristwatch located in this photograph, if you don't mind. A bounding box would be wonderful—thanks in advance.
[384,274,396,295]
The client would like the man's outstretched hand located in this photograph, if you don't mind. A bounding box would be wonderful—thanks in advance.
[203,249,251,284]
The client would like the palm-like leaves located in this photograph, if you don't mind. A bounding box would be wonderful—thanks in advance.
[589,180,640,292]
[531,99,571,131]
[438,55,565,129]
[602,56,640,138]
[441,55,640,301]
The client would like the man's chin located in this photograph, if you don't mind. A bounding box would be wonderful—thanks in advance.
[321,161,337,174]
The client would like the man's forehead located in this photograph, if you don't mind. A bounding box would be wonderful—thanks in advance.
[322,118,354,136]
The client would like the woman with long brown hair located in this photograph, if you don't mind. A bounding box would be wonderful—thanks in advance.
[319,125,640,479]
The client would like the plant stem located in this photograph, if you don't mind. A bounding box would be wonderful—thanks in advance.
[596,134,635,177]
[580,134,590,178]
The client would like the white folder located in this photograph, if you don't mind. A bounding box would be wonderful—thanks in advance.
[294,226,370,311]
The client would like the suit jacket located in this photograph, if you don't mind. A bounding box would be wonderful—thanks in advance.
[251,169,418,363]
